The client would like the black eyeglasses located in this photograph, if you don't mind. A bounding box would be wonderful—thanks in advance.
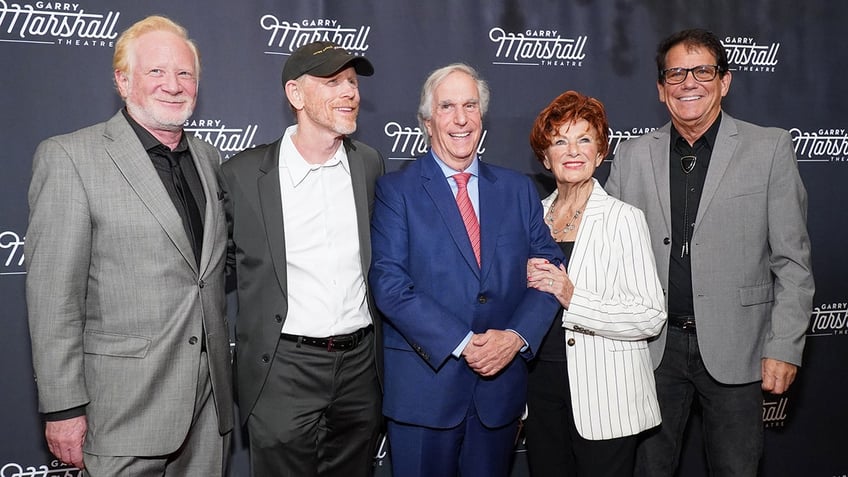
[660,65,722,84]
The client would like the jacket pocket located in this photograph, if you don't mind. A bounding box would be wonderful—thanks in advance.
[605,339,648,352]
[739,283,774,306]
[83,330,151,358]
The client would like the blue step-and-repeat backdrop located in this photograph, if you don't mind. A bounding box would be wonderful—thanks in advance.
[1,1,846,476]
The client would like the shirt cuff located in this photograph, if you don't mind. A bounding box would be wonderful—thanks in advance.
[42,405,86,422]
[452,331,474,358]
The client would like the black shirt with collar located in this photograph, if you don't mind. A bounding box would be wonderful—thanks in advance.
[667,113,722,318]
[122,108,206,264]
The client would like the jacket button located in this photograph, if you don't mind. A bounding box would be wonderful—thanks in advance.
[275,314,283,323]
[198,279,206,288]
[189,336,198,345]
[478,295,487,304]
[567,338,575,346]
[261,354,270,363]
[663,237,670,245]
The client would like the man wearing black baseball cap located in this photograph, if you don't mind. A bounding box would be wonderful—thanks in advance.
[220,40,383,476]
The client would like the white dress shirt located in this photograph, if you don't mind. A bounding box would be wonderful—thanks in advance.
[277,125,372,337]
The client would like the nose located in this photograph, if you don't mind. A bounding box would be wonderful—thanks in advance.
[454,107,468,125]
[680,70,699,88]
[340,80,357,98]
[162,72,183,94]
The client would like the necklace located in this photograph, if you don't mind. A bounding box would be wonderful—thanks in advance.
[545,194,587,236]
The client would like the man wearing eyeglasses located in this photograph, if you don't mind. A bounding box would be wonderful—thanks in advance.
[606,28,814,476]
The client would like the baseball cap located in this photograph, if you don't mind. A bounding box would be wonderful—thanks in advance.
[281,41,374,84]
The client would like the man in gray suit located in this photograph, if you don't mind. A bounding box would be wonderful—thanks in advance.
[25,16,233,476]
[219,41,382,476]
[606,28,814,476]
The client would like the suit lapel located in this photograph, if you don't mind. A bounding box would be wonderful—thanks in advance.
[257,139,288,296]
[103,112,197,272]
[694,113,737,234]
[420,154,481,278]
[568,181,605,277]
[650,126,673,235]
[346,140,372,274]
[477,162,500,282]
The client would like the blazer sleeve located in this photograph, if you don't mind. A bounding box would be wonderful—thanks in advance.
[25,137,92,414]
[565,203,667,340]
[762,130,815,365]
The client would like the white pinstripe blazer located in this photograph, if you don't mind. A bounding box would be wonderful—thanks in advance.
[542,179,667,440]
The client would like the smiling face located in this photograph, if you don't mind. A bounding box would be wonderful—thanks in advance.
[288,66,361,138]
[424,70,483,171]
[116,29,198,137]
[658,43,731,140]
[542,119,603,187]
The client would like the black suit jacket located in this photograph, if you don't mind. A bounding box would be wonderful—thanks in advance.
[219,135,384,423]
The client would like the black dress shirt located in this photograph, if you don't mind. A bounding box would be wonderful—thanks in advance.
[667,114,721,317]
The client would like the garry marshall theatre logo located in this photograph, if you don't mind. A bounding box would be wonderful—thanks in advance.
[762,396,789,428]
[790,127,848,163]
[721,36,779,73]
[0,230,25,276]
[1,460,80,476]
[807,302,848,336]
[489,27,587,67]
[608,126,658,157]
[260,16,370,56]
[184,119,259,160]
[0,1,120,47]
[384,121,487,161]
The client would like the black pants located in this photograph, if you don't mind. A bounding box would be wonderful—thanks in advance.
[246,332,381,477]
[524,359,637,477]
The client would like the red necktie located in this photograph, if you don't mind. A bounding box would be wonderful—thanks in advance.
[452,173,480,266]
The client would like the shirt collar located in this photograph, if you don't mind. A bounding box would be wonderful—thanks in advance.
[122,108,188,153]
[431,151,480,179]
[280,124,350,187]
[670,111,722,152]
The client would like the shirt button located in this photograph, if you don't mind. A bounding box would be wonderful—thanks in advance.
[567,338,575,346]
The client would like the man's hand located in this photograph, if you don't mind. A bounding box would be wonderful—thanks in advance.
[462,330,524,377]
[46,415,87,469]
[761,358,797,395]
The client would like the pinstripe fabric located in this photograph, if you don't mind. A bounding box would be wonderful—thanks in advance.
[541,179,667,440]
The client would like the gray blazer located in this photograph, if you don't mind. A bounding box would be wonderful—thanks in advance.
[219,136,384,424]
[605,112,814,384]
[26,111,234,456]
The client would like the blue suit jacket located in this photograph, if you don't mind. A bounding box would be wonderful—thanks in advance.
[370,152,563,429]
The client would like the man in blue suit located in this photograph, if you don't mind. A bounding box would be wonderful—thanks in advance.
[369,63,563,477]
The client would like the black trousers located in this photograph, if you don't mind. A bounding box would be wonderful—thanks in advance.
[524,359,637,477]
[246,332,381,477]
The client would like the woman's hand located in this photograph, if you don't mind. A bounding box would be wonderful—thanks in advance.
[527,258,573,308]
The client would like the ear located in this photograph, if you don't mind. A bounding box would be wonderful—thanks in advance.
[542,155,551,170]
[423,117,433,137]
[285,80,304,110]
[595,153,604,167]
[115,70,129,99]
[719,70,732,98]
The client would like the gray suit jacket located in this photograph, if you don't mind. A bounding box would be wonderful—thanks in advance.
[218,136,384,424]
[605,112,814,384]
[26,111,234,456]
